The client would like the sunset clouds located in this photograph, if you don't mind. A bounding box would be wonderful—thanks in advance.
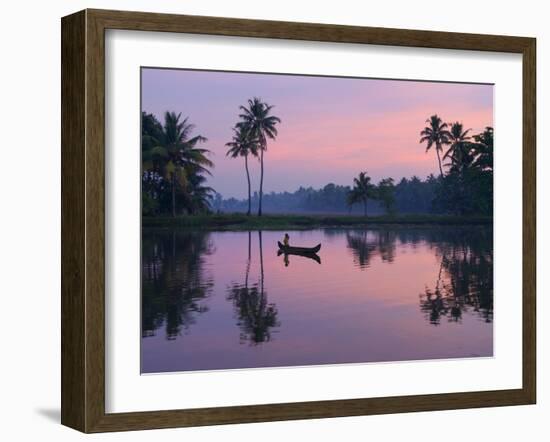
[142,68,493,199]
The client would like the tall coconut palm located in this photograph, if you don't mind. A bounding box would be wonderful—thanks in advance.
[347,171,375,216]
[443,122,472,173]
[149,112,212,217]
[419,115,451,177]
[237,97,281,216]
[226,126,259,216]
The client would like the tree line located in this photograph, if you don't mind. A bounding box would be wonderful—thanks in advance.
[142,105,493,217]
[216,176,439,215]
[218,115,493,216]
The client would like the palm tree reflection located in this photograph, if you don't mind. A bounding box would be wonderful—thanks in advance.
[419,229,493,325]
[346,227,493,326]
[226,231,280,344]
[142,229,214,339]
[346,229,396,268]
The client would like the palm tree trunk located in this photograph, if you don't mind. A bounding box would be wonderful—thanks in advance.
[436,144,444,177]
[245,154,251,216]
[363,198,367,217]
[171,174,176,217]
[258,148,264,216]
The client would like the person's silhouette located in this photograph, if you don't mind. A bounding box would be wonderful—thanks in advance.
[283,233,289,247]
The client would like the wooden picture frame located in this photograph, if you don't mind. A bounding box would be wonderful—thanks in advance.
[61,8,536,433]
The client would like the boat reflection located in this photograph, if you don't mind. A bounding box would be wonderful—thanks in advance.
[277,249,321,265]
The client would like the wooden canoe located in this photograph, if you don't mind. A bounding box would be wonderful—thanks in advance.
[277,241,321,254]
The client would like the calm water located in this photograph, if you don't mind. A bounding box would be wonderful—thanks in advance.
[141,226,493,373]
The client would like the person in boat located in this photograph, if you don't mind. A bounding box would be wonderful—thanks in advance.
[283,233,290,247]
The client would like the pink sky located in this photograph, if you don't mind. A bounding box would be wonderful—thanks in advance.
[142,68,493,199]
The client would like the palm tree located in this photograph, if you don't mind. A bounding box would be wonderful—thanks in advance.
[237,97,281,216]
[142,112,165,215]
[149,112,212,217]
[419,115,451,177]
[226,126,259,216]
[443,122,472,172]
[347,171,375,216]
[377,177,396,215]
[471,126,494,171]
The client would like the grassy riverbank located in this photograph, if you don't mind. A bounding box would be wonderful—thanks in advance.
[142,213,492,230]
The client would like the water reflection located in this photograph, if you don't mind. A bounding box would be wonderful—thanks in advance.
[141,226,493,372]
[277,249,321,265]
[226,231,280,344]
[419,228,493,325]
[346,229,396,268]
[345,227,493,324]
[226,283,280,344]
[141,230,214,339]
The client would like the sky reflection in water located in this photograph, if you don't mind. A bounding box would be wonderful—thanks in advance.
[141,227,493,373]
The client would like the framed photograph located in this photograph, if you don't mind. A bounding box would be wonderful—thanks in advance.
[61,9,536,433]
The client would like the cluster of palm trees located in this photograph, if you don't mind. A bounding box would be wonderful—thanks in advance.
[347,172,396,216]
[419,114,494,215]
[226,97,281,216]
[346,115,493,218]
[420,114,493,177]
[142,111,214,216]
[142,97,282,218]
